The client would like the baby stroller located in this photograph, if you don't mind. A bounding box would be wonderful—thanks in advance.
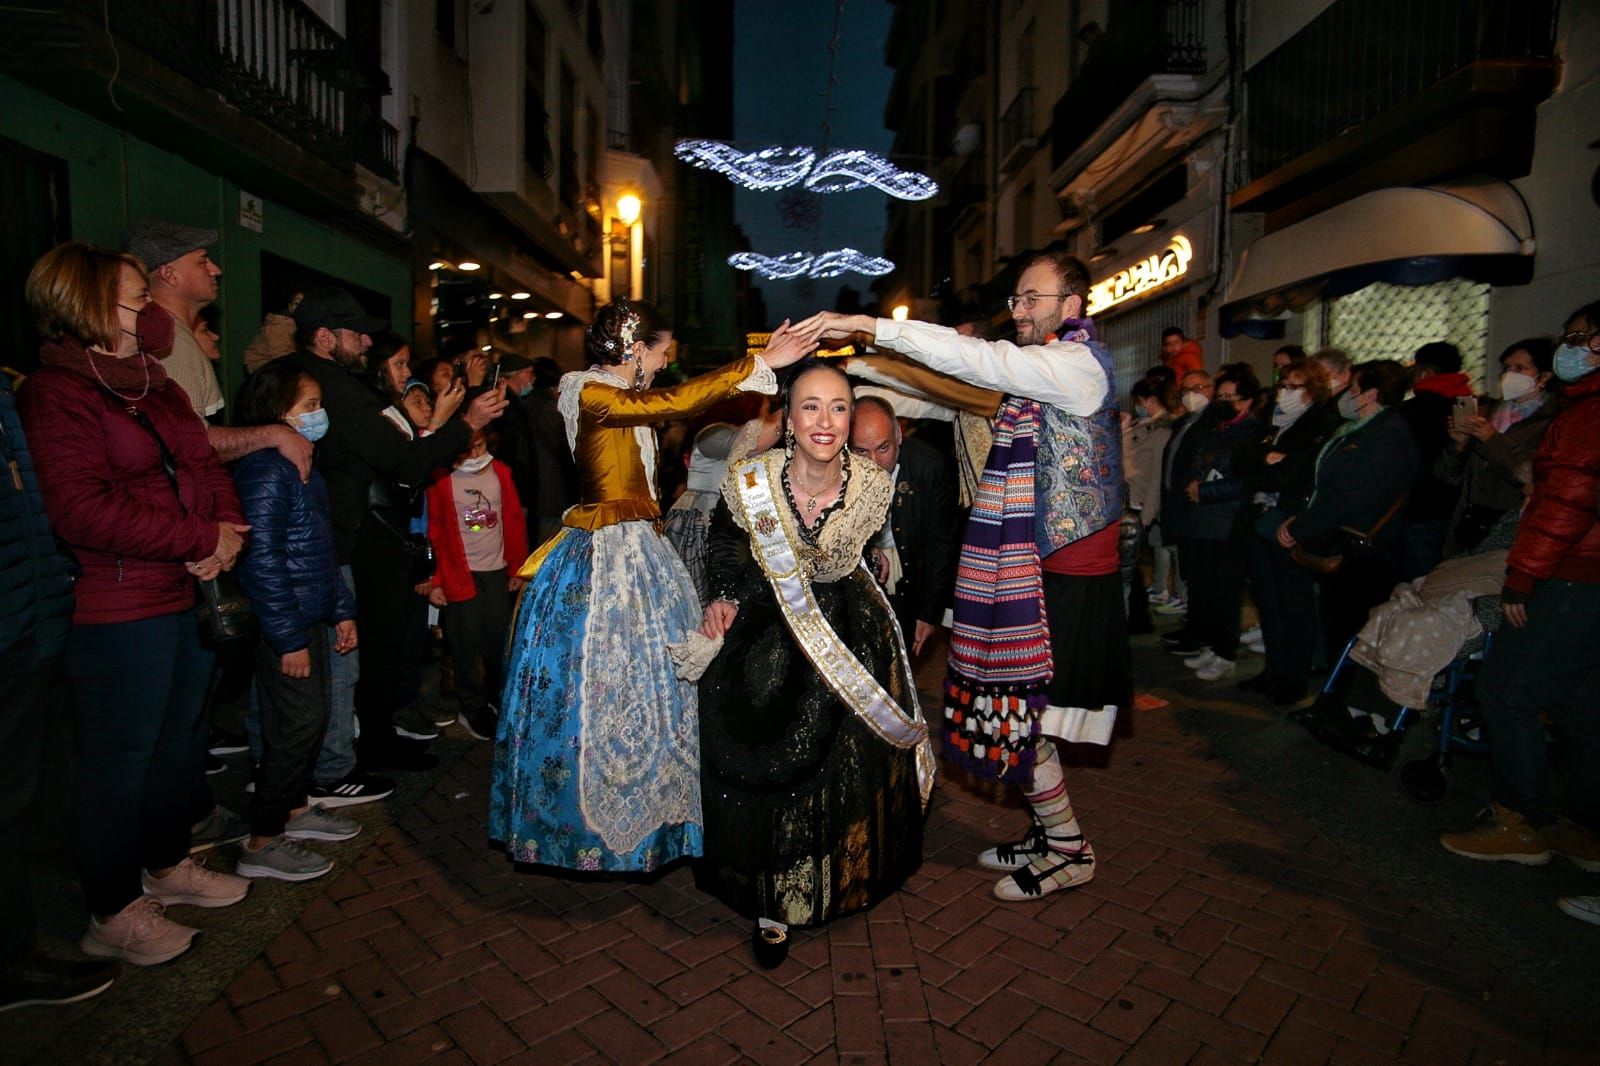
[1304,596,1498,801]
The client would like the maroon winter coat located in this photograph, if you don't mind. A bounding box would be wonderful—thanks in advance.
[1502,369,1600,600]
[19,341,244,625]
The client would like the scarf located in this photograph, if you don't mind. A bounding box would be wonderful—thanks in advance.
[1490,391,1543,434]
[38,337,168,395]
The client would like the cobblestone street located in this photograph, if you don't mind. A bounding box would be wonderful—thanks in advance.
[6,632,1597,1065]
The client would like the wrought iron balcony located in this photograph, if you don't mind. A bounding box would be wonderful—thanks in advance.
[1241,0,1558,186]
[105,0,399,180]
[1050,0,1208,171]
[998,88,1036,175]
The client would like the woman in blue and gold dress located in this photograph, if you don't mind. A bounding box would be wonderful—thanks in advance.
[489,300,810,872]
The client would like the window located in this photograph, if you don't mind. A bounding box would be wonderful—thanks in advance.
[524,6,550,176]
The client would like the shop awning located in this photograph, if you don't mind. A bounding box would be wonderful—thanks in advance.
[1220,177,1535,337]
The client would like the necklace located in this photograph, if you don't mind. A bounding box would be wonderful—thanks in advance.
[792,461,843,514]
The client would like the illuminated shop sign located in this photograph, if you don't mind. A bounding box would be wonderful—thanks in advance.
[1086,235,1193,316]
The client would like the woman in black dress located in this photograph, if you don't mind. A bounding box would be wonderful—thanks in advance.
[693,360,932,966]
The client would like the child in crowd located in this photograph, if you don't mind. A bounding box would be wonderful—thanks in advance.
[426,429,528,740]
[232,362,362,881]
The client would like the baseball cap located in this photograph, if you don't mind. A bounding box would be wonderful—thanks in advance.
[293,288,388,335]
[124,220,218,271]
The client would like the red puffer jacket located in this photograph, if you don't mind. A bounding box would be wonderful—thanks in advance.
[1502,370,1600,600]
[426,459,529,604]
[19,350,244,624]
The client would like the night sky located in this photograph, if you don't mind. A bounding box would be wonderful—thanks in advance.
[731,0,897,324]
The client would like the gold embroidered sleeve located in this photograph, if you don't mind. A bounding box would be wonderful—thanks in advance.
[581,356,770,427]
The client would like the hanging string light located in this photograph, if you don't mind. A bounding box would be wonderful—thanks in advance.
[675,140,939,201]
[727,248,894,280]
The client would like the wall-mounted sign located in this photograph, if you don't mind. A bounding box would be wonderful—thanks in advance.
[1086,235,1193,316]
[239,190,264,233]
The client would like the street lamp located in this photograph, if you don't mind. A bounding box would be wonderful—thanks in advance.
[616,192,642,226]
[891,304,910,321]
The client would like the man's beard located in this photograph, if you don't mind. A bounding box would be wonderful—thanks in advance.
[333,343,366,372]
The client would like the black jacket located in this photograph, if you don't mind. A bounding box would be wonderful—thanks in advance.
[1400,391,1464,522]
[1289,408,1419,552]
[286,351,471,563]
[1158,405,1219,539]
[1234,399,1346,516]
[885,437,958,630]
[1,371,73,668]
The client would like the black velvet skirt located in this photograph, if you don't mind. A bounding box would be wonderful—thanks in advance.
[695,568,925,926]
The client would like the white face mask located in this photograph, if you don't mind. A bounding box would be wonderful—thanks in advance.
[1181,391,1209,414]
[1498,370,1536,401]
[456,453,493,474]
[1275,389,1309,420]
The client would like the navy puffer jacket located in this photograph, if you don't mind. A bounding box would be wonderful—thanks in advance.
[234,450,355,655]
[1,371,74,668]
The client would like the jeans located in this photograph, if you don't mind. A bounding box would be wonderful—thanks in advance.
[1479,579,1600,827]
[251,623,331,837]
[443,569,514,712]
[1149,521,1183,600]
[67,612,214,917]
[244,564,358,789]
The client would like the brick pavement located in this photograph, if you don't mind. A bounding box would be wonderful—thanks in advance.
[160,688,1598,1066]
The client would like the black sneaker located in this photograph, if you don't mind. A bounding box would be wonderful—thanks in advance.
[456,705,498,741]
[1160,628,1194,647]
[0,956,118,1014]
[308,769,395,808]
[189,805,250,853]
[207,733,249,756]
[1166,638,1210,657]
[393,703,441,741]
[205,753,227,775]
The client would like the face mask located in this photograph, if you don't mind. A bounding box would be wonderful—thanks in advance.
[1181,391,1209,414]
[1337,391,1362,420]
[518,382,535,398]
[120,302,176,354]
[457,453,493,474]
[290,408,329,442]
[1275,389,1309,420]
[1554,344,1597,383]
[1498,370,1537,401]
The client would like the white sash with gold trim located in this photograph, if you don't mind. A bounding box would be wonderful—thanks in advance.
[731,457,936,807]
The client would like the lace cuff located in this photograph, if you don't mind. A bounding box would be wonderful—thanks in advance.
[739,355,779,395]
[667,631,724,681]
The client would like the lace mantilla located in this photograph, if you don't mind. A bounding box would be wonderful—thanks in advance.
[721,448,892,583]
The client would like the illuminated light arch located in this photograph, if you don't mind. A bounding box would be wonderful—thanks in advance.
[676,140,938,201]
[727,248,895,280]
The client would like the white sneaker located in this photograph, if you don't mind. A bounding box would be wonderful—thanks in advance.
[1196,656,1237,681]
[1183,649,1218,670]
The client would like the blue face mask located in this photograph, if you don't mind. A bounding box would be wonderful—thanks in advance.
[1553,343,1597,383]
[291,408,329,442]
[518,382,535,398]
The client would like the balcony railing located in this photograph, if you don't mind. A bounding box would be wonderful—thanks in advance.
[106,0,399,180]
[997,88,1036,173]
[1242,0,1558,184]
[1051,0,1208,170]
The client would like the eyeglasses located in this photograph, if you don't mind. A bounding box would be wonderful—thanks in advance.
[1006,291,1069,311]
[1214,392,1240,402]
[1562,328,1600,350]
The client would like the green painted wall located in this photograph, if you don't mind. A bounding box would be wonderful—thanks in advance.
[1,74,409,411]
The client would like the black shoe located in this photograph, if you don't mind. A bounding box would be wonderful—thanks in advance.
[0,956,118,1014]
[205,753,227,775]
[359,737,438,773]
[456,705,497,742]
[751,923,789,970]
[1166,639,1209,657]
[207,733,249,756]
[1237,673,1275,694]
[1160,629,1193,647]
[308,769,395,808]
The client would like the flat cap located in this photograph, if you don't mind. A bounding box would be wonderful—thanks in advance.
[125,220,218,271]
[293,287,388,335]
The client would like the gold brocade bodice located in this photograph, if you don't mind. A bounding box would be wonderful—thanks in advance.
[563,356,767,531]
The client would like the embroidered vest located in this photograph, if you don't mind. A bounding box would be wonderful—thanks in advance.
[1032,339,1125,556]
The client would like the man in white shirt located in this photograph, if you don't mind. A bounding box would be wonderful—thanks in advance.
[799,251,1131,901]
[125,221,227,419]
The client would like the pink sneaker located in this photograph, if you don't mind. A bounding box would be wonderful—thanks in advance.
[81,896,198,966]
[142,856,250,908]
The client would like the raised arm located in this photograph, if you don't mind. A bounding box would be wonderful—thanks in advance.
[844,354,1001,418]
[582,356,776,428]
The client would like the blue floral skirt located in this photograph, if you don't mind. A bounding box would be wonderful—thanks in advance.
[488,523,705,871]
